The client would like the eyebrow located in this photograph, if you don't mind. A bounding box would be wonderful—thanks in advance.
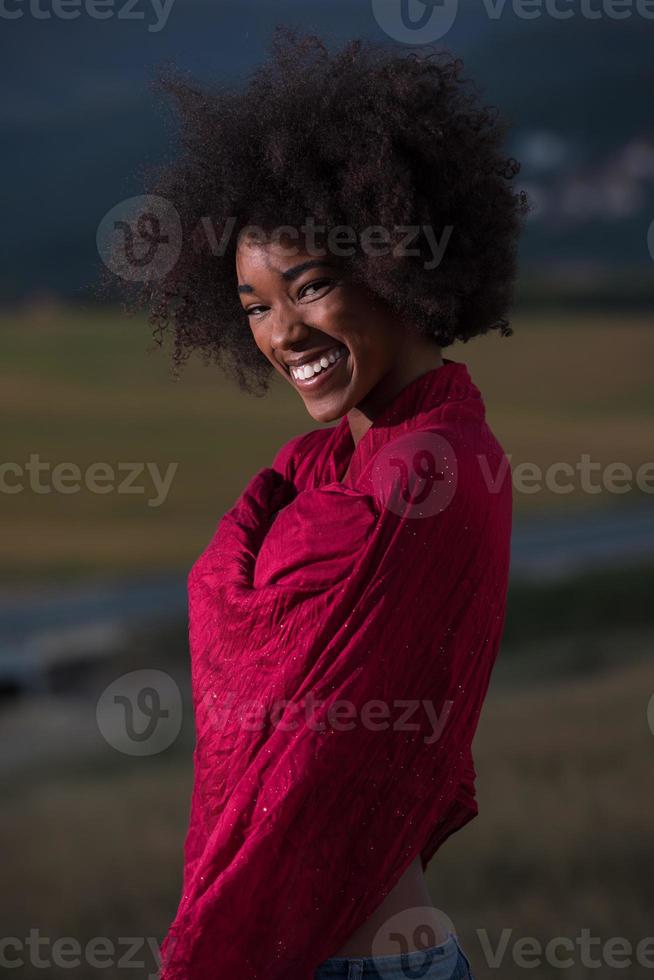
[237,259,339,295]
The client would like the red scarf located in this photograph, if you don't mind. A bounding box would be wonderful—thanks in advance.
[158,359,512,979]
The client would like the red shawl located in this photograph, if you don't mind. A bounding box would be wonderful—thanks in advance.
[158,359,512,979]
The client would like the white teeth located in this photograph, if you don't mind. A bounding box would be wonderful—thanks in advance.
[291,345,346,381]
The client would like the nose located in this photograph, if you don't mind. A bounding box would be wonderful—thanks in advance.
[269,301,310,352]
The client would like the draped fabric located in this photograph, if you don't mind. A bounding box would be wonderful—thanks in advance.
[158,359,512,980]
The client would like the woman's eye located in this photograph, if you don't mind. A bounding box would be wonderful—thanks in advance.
[299,278,334,301]
[244,278,336,317]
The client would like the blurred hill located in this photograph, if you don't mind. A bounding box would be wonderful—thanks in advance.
[2,0,653,302]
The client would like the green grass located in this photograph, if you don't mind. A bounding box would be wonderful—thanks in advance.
[2,302,653,580]
[2,647,652,979]
[2,301,652,978]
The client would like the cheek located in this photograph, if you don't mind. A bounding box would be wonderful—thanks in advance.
[310,294,349,329]
[345,321,388,364]
[311,296,366,351]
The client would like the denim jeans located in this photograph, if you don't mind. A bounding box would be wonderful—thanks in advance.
[314,932,476,980]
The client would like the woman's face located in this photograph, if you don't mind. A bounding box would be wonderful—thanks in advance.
[235,233,418,424]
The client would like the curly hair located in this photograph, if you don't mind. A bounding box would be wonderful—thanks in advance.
[117,26,529,395]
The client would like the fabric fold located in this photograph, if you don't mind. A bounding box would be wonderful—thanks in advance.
[158,359,512,980]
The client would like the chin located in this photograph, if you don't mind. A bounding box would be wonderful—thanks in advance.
[302,400,344,424]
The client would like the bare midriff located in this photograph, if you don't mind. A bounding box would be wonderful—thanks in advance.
[331,855,450,957]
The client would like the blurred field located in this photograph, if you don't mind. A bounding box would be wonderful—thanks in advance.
[1,302,652,581]
[2,300,653,977]
[1,628,652,979]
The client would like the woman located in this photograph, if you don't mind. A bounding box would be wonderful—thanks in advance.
[126,27,527,980]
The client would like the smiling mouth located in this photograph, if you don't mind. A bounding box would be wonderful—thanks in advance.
[287,344,348,388]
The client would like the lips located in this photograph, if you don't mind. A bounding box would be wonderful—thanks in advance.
[289,344,349,388]
[288,344,347,381]
[285,345,341,371]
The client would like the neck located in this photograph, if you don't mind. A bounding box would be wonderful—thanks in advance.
[347,343,444,447]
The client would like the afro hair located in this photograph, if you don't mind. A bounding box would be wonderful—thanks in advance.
[115,26,529,395]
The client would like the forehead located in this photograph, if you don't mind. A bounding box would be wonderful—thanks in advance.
[236,232,328,270]
[235,232,342,293]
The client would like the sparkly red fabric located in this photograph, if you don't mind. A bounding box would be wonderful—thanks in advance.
[158,359,512,979]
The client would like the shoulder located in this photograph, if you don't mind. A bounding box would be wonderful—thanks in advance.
[365,417,511,529]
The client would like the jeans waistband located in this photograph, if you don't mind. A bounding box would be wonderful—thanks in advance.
[314,931,461,978]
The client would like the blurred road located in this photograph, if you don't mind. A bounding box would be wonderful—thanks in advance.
[0,503,652,692]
